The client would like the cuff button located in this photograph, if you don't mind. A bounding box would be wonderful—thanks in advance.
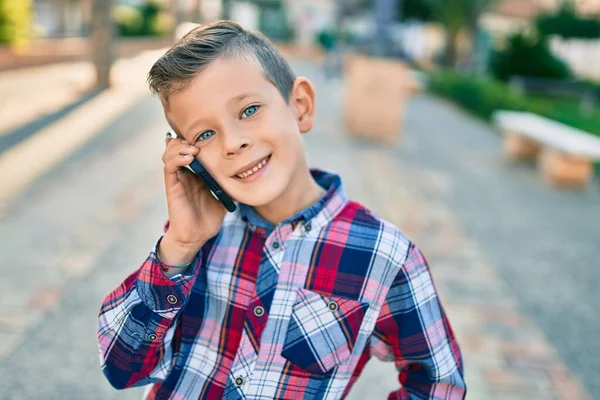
[167,295,178,305]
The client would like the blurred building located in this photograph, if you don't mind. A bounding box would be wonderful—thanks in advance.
[33,0,92,37]
[30,0,334,46]
[228,0,334,46]
[32,0,178,38]
[482,0,600,37]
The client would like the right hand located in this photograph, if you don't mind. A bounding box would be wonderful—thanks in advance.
[161,136,227,253]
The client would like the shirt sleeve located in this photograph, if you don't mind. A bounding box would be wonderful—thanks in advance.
[96,233,204,390]
[370,243,466,399]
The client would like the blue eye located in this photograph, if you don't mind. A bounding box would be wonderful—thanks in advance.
[241,105,260,119]
[197,130,215,142]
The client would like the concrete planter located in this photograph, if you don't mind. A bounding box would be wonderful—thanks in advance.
[343,55,417,144]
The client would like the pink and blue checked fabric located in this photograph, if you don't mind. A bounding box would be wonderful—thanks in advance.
[97,170,466,399]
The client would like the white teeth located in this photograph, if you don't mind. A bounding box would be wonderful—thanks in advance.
[236,156,270,179]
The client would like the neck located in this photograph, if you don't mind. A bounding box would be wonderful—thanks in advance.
[254,167,326,225]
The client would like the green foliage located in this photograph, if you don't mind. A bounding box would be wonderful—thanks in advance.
[0,0,32,48]
[426,0,496,31]
[400,0,434,22]
[428,70,600,138]
[429,71,527,119]
[138,1,161,35]
[316,29,337,51]
[148,11,173,37]
[425,0,497,66]
[426,0,471,34]
[113,1,171,37]
[536,2,600,39]
[355,0,440,22]
[489,32,570,81]
[113,5,144,37]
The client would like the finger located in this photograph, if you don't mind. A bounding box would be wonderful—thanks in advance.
[177,144,200,157]
[176,167,205,188]
[164,153,195,174]
[164,153,194,189]
[162,143,199,164]
[164,154,207,190]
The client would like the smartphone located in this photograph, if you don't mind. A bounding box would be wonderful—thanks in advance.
[167,130,237,213]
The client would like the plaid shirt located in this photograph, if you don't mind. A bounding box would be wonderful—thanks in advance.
[97,170,466,399]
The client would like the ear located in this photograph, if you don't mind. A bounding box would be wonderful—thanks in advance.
[290,77,315,134]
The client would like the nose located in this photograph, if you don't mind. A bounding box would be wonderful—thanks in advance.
[222,128,252,158]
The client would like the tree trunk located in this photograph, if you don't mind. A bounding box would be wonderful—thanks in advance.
[57,0,68,37]
[445,32,459,67]
[92,0,114,89]
[193,0,203,23]
[173,0,185,26]
[221,0,232,19]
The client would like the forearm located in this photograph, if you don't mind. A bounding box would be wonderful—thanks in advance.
[376,244,466,399]
[98,291,176,389]
[97,238,204,388]
[157,233,204,278]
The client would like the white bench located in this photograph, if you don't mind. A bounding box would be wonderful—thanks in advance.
[493,110,600,188]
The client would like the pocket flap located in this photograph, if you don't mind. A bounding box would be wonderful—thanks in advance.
[282,289,369,374]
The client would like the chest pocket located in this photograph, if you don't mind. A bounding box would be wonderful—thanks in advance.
[281,288,369,374]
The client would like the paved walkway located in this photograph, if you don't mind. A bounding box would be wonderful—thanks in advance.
[0,57,596,399]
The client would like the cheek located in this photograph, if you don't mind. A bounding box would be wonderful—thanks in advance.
[197,151,221,177]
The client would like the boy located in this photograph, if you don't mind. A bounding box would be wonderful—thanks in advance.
[97,21,466,399]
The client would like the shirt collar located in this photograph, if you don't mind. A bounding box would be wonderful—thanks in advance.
[237,168,347,234]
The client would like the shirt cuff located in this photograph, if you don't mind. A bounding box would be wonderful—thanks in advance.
[135,236,202,316]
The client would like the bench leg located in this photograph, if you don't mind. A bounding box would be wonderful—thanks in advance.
[503,131,541,161]
[539,148,593,188]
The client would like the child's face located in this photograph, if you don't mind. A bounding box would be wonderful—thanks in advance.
[165,57,314,207]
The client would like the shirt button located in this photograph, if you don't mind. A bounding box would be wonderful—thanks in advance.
[235,376,244,386]
[253,305,265,317]
[305,223,312,232]
[147,333,157,341]
[272,241,280,249]
[166,295,178,305]
[328,301,339,311]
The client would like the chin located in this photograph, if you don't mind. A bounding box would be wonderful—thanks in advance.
[229,177,288,207]
[232,187,282,207]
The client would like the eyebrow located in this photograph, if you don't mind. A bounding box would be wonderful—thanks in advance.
[230,92,261,104]
[184,117,209,141]
[183,92,263,137]
[165,118,185,141]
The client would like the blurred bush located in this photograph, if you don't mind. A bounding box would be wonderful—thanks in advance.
[148,11,174,36]
[536,2,600,39]
[429,71,527,119]
[489,32,570,81]
[113,1,172,37]
[429,71,600,137]
[258,2,295,43]
[113,5,144,36]
[316,29,337,52]
[0,0,32,48]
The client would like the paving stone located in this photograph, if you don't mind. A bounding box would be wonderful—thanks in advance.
[26,285,63,312]
[0,331,21,359]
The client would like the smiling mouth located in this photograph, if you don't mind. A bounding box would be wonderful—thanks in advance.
[234,155,272,180]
